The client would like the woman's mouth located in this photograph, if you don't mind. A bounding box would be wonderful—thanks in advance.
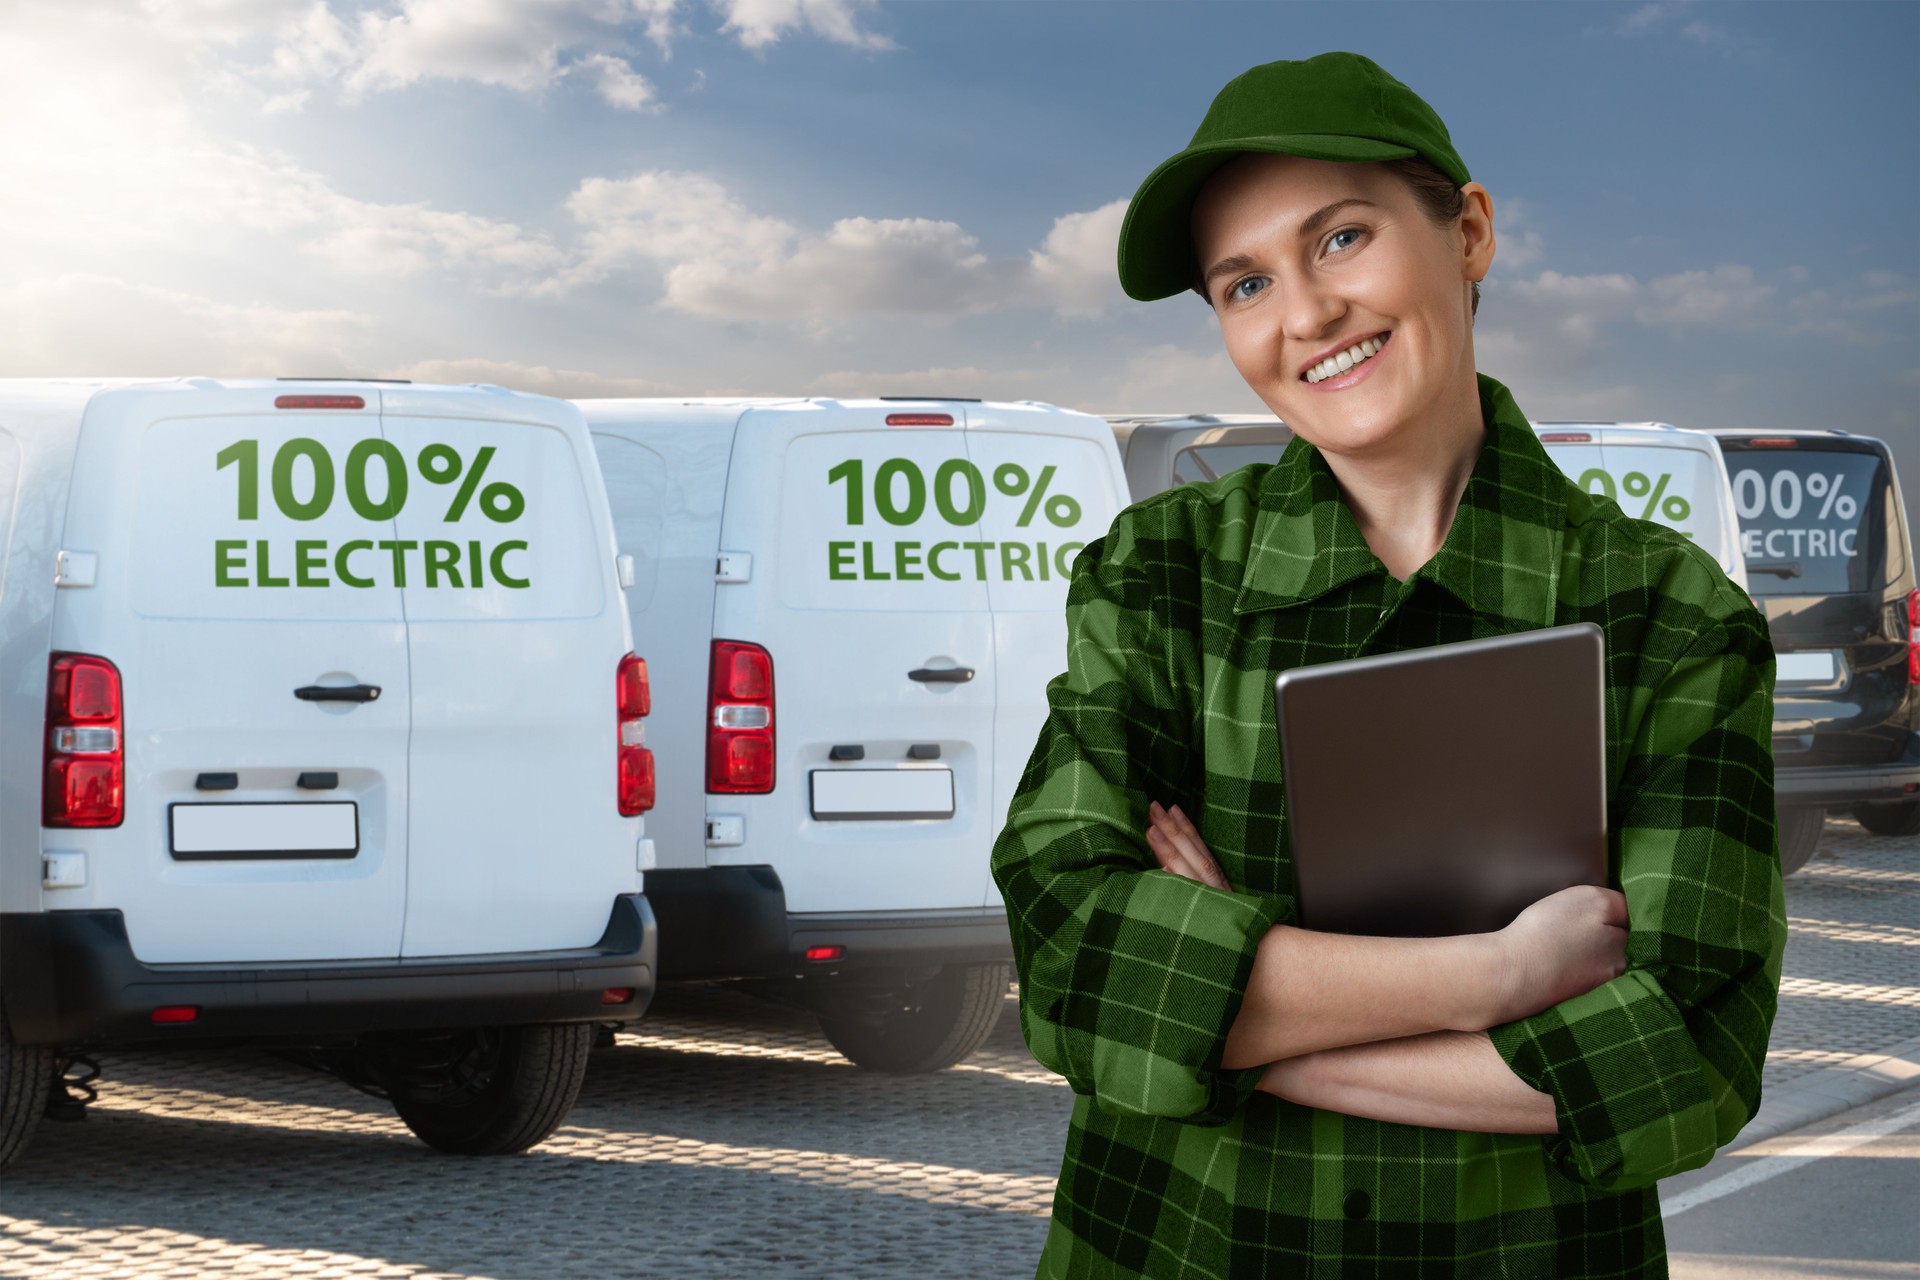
[1302,332,1390,388]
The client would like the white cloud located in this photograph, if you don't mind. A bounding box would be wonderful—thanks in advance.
[573,52,658,109]
[714,0,893,51]
[807,365,1049,400]
[555,170,1124,321]
[386,357,676,397]
[1028,200,1129,316]
[1634,264,1773,327]
[0,276,373,376]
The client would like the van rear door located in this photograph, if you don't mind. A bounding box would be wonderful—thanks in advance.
[724,405,997,914]
[105,388,411,963]
[380,390,632,957]
[964,405,1128,908]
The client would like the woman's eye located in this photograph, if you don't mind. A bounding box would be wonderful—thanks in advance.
[1228,276,1268,301]
[1327,228,1363,254]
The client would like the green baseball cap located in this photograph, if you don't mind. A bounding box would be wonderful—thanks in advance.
[1117,51,1471,302]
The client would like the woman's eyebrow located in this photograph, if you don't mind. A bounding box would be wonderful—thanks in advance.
[1199,198,1383,289]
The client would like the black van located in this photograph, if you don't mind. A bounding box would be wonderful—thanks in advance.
[1714,430,1920,872]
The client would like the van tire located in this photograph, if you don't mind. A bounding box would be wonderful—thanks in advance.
[0,1006,54,1169]
[814,963,1011,1074]
[1778,806,1825,875]
[385,1023,592,1155]
[1852,800,1920,838]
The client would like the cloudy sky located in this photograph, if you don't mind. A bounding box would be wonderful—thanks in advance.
[3,0,1915,506]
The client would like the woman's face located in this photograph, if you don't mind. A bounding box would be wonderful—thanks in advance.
[1190,153,1494,459]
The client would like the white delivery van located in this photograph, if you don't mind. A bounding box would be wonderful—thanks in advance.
[1534,421,1752,593]
[0,378,656,1167]
[1104,412,1294,502]
[579,397,1127,1072]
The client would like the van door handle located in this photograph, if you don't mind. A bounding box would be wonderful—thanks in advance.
[908,667,975,683]
[295,684,382,703]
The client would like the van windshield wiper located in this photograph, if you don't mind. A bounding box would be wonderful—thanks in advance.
[1749,560,1802,579]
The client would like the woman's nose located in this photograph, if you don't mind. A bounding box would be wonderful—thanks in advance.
[1280,275,1348,348]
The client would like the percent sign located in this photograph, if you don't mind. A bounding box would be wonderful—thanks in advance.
[993,463,1082,527]
[1621,471,1691,522]
[1805,473,1858,521]
[417,444,527,522]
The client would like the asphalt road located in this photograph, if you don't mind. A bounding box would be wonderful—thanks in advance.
[0,812,1914,1278]
[1664,1086,1920,1278]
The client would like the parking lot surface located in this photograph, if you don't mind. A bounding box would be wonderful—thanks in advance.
[3,815,1916,1279]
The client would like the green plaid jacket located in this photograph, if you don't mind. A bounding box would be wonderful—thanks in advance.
[991,373,1785,1279]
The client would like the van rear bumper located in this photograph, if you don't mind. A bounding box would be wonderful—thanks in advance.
[645,866,1012,981]
[1775,733,1920,807]
[0,895,656,1049]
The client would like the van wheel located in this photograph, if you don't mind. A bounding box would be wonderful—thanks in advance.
[0,1007,54,1168]
[1853,800,1920,838]
[814,963,1011,1074]
[1778,806,1826,875]
[382,1023,592,1155]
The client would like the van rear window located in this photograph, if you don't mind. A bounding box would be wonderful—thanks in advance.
[1171,442,1288,486]
[1726,447,1893,596]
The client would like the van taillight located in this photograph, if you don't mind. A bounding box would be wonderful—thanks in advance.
[617,653,654,816]
[44,654,124,828]
[1538,432,1591,443]
[885,413,954,427]
[707,640,775,794]
[1907,591,1919,685]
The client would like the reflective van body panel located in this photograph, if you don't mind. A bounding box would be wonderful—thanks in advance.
[0,382,96,919]
[381,391,637,957]
[55,387,412,963]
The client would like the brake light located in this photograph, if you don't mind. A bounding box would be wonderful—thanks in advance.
[617,653,654,815]
[1907,591,1919,685]
[274,394,365,410]
[150,1006,199,1024]
[1538,432,1591,443]
[44,654,124,828]
[1748,438,1799,448]
[707,640,775,793]
[885,413,953,427]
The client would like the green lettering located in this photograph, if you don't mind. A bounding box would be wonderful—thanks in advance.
[828,541,857,581]
[216,440,259,520]
[1001,542,1034,581]
[336,540,374,588]
[377,539,417,587]
[1053,541,1085,578]
[214,539,247,587]
[927,541,960,581]
[1035,541,1049,581]
[490,540,530,588]
[424,540,463,588]
[963,541,992,579]
[255,540,290,588]
[468,540,485,588]
[861,541,891,580]
[294,539,328,587]
[894,540,923,581]
[272,437,335,521]
[827,458,864,525]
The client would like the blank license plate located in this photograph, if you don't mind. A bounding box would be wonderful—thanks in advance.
[810,769,954,821]
[1777,652,1839,683]
[170,802,360,861]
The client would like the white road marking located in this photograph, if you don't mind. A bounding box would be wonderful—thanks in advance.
[1661,1096,1920,1217]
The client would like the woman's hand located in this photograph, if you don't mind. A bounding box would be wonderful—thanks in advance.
[1487,884,1630,1025]
[1145,800,1232,891]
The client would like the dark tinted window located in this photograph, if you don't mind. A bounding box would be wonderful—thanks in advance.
[1727,447,1892,596]
[1172,442,1289,486]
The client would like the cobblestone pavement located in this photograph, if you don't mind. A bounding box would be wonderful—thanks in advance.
[3,817,1915,1279]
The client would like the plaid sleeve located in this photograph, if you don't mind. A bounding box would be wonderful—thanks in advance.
[991,509,1287,1125]
[1491,574,1786,1190]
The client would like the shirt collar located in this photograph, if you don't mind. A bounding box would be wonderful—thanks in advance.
[1232,372,1566,629]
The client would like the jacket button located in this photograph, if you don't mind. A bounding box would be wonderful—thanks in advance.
[1343,1189,1372,1220]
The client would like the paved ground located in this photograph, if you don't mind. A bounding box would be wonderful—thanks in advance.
[1664,1087,1920,1278]
[2,813,1915,1279]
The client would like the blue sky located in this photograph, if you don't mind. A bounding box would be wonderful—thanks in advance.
[2,0,1915,516]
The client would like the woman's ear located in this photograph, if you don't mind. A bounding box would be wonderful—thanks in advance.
[1459,182,1496,283]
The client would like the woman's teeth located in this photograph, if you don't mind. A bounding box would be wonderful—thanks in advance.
[1304,334,1388,384]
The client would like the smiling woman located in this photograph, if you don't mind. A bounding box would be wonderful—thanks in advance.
[990,50,1786,1280]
